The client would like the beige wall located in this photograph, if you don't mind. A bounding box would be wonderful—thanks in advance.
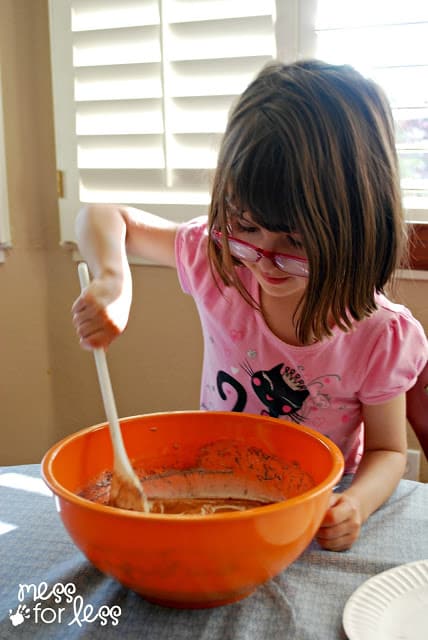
[0,0,202,467]
[0,1,426,485]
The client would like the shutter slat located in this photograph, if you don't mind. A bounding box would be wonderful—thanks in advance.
[76,95,233,135]
[168,0,274,24]
[170,133,222,169]
[169,57,271,97]
[168,17,275,62]
[78,135,165,168]
[77,133,222,169]
[76,99,164,135]
[171,96,233,133]
[80,168,212,207]
[72,0,159,31]
[74,64,163,101]
[73,26,161,67]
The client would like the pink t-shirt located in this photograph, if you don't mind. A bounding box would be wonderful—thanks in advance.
[175,217,428,472]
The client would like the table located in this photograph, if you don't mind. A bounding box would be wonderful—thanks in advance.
[1,465,427,639]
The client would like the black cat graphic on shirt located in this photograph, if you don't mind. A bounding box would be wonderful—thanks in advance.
[217,362,309,422]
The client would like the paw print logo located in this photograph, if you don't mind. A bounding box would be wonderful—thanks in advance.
[9,604,31,626]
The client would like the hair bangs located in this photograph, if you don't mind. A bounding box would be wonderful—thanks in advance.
[227,126,301,235]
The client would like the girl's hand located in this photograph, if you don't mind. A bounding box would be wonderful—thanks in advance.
[71,273,131,350]
[315,396,407,553]
[315,492,363,551]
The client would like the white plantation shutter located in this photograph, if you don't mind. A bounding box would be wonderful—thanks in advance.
[49,0,276,245]
[313,0,428,222]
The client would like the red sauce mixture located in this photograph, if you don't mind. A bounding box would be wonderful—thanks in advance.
[79,470,275,514]
[78,441,314,515]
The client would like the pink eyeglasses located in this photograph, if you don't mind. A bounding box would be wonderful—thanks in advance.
[211,229,309,277]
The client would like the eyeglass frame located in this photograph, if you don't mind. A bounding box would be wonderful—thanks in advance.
[211,229,309,277]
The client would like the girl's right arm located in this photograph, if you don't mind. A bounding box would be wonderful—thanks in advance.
[71,204,178,350]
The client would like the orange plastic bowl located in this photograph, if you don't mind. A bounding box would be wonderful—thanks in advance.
[42,411,344,608]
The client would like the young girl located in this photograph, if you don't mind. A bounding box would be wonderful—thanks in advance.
[72,60,428,552]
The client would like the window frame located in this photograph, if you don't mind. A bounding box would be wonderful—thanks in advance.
[408,223,428,270]
[0,63,11,262]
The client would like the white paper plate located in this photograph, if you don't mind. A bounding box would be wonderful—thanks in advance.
[343,559,428,640]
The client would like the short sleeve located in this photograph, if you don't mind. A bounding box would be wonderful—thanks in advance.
[175,216,209,296]
[358,311,428,405]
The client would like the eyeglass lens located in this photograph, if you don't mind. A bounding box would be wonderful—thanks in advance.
[227,238,308,277]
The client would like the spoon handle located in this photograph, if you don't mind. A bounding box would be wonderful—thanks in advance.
[77,262,136,480]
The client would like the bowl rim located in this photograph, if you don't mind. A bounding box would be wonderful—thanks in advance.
[41,410,344,521]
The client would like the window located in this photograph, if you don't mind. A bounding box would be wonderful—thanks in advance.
[0,64,11,262]
[313,0,428,223]
[49,0,276,244]
[49,0,428,251]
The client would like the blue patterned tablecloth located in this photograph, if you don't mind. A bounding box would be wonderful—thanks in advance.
[0,465,427,639]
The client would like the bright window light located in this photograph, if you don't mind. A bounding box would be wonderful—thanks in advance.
[0,473,52,497]
[0,520,18,536]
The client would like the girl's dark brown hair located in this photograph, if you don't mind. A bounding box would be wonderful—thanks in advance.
[207,59,407,345]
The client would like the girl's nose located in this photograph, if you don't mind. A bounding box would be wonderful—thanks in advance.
[258,253,279,270]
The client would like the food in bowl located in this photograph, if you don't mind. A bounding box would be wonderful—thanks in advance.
[81,473,274,514]
[42,411,344,608]
[78,438,316,514]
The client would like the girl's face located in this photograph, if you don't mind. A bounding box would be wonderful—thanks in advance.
[227,209,309,300]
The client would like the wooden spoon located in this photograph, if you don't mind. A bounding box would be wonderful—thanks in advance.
[78,262,150,513]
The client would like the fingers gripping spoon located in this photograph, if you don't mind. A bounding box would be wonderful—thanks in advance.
[78,262,150,513]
